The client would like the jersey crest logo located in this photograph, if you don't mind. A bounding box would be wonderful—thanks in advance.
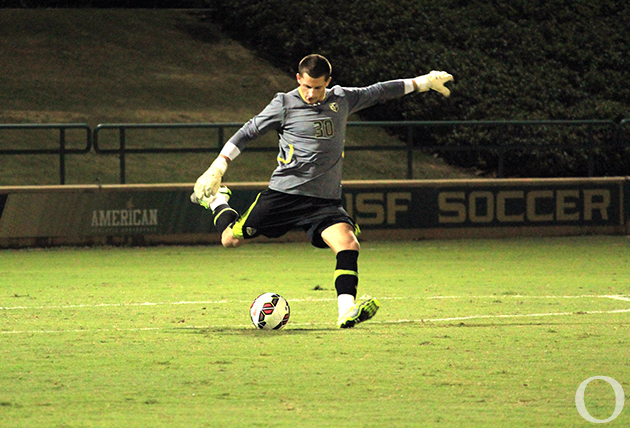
[246,227,257,236]
[329,102,339,112]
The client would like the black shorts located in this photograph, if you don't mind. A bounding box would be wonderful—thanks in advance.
[231,189,356,248]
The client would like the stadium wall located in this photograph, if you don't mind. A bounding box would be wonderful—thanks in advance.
[0,178,628,248]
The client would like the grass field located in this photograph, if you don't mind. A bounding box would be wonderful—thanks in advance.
[1,236,629,427]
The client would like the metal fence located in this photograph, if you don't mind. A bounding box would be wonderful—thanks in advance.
[346,119,623,179]
[0,123,92,184]
[93,122,242,184]
[1,120,628,184]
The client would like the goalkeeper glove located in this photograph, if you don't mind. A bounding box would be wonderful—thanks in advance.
[413,71,454,97]
[194,156,229,199]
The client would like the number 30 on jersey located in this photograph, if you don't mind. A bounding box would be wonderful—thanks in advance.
[313,119,334,138]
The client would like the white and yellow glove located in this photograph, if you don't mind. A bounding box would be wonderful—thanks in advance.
[194,156,229,199]
[413,71,454,97]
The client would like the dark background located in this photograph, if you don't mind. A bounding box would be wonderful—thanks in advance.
[3,0,628,177]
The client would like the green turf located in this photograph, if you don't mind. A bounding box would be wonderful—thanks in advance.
[1,236,629,427]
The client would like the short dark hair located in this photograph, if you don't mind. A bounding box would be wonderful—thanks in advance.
[298,54,332,79]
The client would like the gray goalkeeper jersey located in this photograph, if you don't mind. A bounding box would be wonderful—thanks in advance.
[225,80,407,199]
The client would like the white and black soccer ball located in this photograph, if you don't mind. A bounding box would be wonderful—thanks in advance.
[250,293,290,330]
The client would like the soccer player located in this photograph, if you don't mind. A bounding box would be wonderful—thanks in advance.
[192,54,453,328]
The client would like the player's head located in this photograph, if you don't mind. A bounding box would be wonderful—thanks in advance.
[298,54,332,80]
[297,54,332,104]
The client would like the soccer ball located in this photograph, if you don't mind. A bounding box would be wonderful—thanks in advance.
[250,293,290,330]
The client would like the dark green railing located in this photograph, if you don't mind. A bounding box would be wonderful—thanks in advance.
[1,120,627,184]
[93,120,623,183]
[0,123,92,184]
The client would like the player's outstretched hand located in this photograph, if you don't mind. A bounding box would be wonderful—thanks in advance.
[413,71,454,97]
[194,156,228,199]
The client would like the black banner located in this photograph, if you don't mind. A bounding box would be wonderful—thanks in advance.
[342,181,623,229]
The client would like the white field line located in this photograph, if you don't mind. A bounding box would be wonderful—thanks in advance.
[0,327,165,334]
[2,294,628,311]
[0,300,230,310]
[604,295,630,302]
[379,307,630,325]
[424,294,630,300]
[1,294,628,334]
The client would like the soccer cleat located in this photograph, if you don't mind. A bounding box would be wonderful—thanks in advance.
[190,191,211,208]
[337,297,381,329]
[190,186,231,210]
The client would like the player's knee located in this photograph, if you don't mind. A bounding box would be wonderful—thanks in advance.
[221,237,241,248]
[221,228,242,248]
[343,237,360,253]
[342,227,360,251]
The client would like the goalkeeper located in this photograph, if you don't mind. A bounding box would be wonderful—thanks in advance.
[192,54,453,328]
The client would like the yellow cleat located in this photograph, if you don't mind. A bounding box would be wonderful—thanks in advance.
[190,186,231,210]
[337,298,380,329]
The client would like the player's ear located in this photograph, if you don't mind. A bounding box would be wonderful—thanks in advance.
[296,73,302,84]
[325,76,332,87]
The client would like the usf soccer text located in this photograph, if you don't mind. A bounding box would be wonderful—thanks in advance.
[340,183,620,229]
[438,188,612,224]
